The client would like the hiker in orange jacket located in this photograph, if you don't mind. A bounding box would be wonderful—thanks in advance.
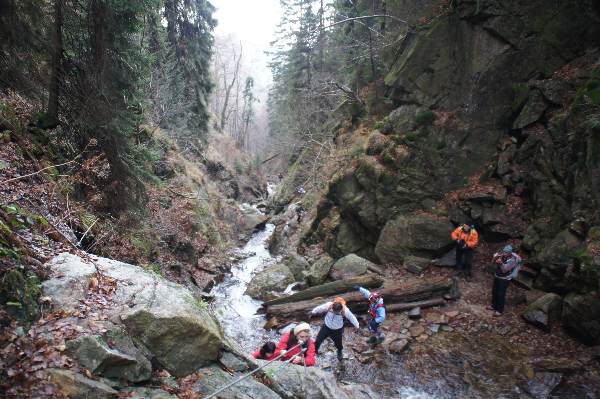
[451,224,479,278]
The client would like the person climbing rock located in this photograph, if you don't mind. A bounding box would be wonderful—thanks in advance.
[451,224,479,279]
[310,296,359,361]
[252,341,277,361]
[356,286,386,345]
[275,322,316,366]
[488,245,522,317]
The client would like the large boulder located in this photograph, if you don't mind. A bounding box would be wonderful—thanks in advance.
[304,256,334,286]
[45,368,118,399]
[330,254,374,280]
[403,255,431,274]
[245,263,295,299]
[375,215,454,263]
[42,253,224,378]
[193,364,281,399]
[562,291,600,345]
[120,388,176,399]
[259,361,350,399]
[522,293,562,331]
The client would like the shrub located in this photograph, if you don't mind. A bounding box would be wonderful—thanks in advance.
[415,110,436,126]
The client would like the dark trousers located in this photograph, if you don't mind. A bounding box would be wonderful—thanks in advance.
[491,277,510,313]
[455,247,474,275]
[315,325,343,352]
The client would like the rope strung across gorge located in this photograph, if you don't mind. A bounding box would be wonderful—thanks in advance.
[203,343,309,399]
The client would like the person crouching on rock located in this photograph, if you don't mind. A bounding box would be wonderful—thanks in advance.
[487,245,522,317]
[253,341,277,361]
[274,322,316,366]
[310,297,359,361]
[451,224,479,279]
[356,286,386,344]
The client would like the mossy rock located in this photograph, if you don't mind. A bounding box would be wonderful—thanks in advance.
[0,269,42,323]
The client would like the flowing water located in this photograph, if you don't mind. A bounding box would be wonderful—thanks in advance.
[210,201,436,398]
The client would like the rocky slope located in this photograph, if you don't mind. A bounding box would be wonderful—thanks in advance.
[275,0,600,345]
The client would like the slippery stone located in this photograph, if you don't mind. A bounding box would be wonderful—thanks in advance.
[281,253,310,281]
[522,293,562,331]
[330,253,375,280]
[45,368,118,399]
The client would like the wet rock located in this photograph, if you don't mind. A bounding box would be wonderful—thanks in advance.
[408,307,421,319]
[304,256,334,286]
[524,372,562,399]
[261,361,350,399]
[245,263,295,299]
[375,215,454,263]
[522,293,562,331]
[66,335,151,383]
[120,387,176,399]
[45,368,118,398]
[403,255,431,274]
[330,254,374,280]
[562,291,600,345]
[194,364,280,399]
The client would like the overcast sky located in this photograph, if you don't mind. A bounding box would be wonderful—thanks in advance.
[210,0,282,96]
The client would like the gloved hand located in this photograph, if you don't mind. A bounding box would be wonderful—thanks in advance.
[279,350,287,356]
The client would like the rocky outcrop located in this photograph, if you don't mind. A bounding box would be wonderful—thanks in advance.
[245,263,295,299]
[193,364,281,399]
[375,215,454,264]
[329,254,374,280]
[522,293,562,332]
[562,291,600,345]
[43,253,224,378]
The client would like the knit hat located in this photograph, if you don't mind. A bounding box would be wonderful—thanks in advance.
[293,322,311,336]
[502,244,513,253]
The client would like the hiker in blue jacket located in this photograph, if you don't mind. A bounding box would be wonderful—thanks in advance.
[356,286,386,344]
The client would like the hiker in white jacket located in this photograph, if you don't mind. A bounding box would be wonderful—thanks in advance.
[310,297,359,361]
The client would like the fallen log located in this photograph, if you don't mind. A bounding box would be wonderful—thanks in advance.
[263,275,383,307]
[265,276,453,319]
[385,297,446,313]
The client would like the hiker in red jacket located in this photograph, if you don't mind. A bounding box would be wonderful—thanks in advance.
[252,341,277,361]
[274,322,316,366]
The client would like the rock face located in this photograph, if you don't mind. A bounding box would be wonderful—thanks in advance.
[304,256,334,286]
[245,263,295,299]
[281,253,310,280]
[45,368,118,399]
[522,293,562,331]
[375,215,454,263]
[43,253,224,378]
[193,364,281,399]
[330,254,374,280]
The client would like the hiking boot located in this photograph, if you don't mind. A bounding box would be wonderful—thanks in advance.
[337,349,343,361]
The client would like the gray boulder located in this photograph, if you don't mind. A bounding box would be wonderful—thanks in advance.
[522,293,562,331]
[403,255,431,274]
[304,256,334,286]
[120,388,176,399]
[45,368,118,399]
[43,253,224,378]
[282,253,310,280]
[193,364,281,399]
[260,361,350,399]
[330,254,374,280]
[66,335,151,383]
[562,291,600,345]
[375,215,454,263]
[245,263,295,299]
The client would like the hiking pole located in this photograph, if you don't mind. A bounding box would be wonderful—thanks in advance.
[203,342,304,399]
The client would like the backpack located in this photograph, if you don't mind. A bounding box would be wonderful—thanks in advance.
[508,254,522,280]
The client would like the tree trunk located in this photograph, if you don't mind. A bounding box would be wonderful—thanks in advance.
[46,0,63,127]
[263,275,384,307]
[220,45,242,130]
[264,276,454,320]
[165,0,178,48]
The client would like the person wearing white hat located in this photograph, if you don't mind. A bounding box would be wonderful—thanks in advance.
[274,322,316,366]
